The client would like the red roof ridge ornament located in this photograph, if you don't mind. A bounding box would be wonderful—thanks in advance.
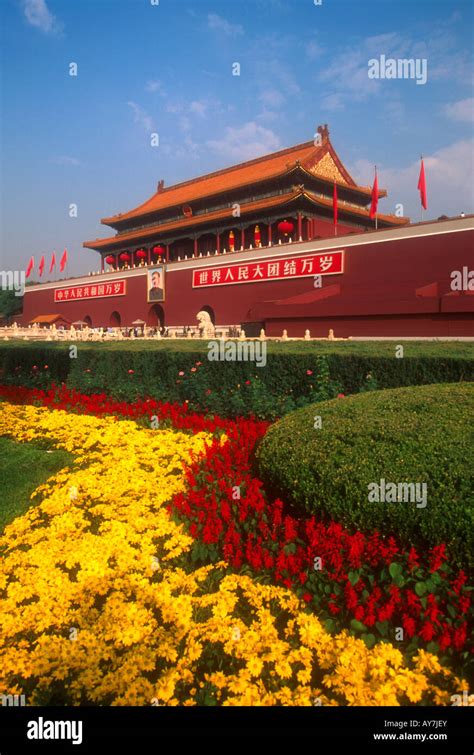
[157,179,165,193]
[316,124,330,144]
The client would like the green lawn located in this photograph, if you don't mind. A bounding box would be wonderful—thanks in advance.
[0,436,72,531]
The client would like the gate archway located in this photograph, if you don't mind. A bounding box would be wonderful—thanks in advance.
[147,304,165,328]
[200,305,215,324]
[109,311,121,328]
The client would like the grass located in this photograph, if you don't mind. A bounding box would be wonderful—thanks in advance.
[0,436,72,531]
[0,340,473,358]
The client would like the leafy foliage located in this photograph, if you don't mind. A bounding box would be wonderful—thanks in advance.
[256,383,474,567]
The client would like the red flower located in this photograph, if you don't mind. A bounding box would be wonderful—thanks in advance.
[337,393,345,398]
[453,623,467,651]
[0,382,470,659]
[407,546,420,570]
[419,621,436,642]
[245,380,251,385]
[429,544,447,572]
[402,616,417,638]
[128,369,134,375]
[306,370,313,376]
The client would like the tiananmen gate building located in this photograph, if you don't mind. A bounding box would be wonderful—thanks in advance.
[22,126,474,337]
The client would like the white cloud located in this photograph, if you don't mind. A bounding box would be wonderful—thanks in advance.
[21,0,62,34]
[51,155,81,166]
[189,100,207,117]
[320,93,345,112]
[444,98,474,123]
[207,13,243,36]
[145,80,165,95]
[127,101,154,133]
[178,116,191,133]
[349,139,474,219]
[255,108,281,124]
[207,122,281,162]
[316,29,472,110]
[306,40,323,60]
[166,97,225,122]
[166,102,183,114]
[381,99,407,132]
[259,89,286,109]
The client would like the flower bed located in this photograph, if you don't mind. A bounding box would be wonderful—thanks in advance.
[0,399,467,705]
[0,385,471,696]
[170,424,472,670]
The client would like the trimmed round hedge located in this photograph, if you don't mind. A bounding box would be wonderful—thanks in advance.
[256,383,474,569]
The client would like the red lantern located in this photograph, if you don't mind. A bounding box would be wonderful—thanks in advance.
[119,252,131,262]
[105,255,115,265]
[254,225,261,247]
[136,249,147,259]
[152,245,165,256]
[229,230,235,252]
[277,219,294,236]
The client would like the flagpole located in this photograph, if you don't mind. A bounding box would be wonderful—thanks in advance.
[375,165,378,230]
[420,154,423,223]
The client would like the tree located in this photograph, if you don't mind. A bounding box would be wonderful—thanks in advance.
[0,289,24,324]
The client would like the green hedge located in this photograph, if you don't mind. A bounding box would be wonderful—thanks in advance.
[0,341,473,420]
[255,383,474,568]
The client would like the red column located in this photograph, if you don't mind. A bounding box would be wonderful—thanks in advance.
[194,237,198,257]
[101,255,104,273]
[216,232,220,254]
[241,228,245,250]
[148,248,151,265]
[306,218,312,241]
[268,222,272,246]
[297,213,302,241]
[165,244,169,263]
[131,251,135,268]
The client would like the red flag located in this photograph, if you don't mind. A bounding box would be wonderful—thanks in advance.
[38,255,45,277]
[59,248,68,272]
[25,256,34,279]
[333,182,338,228]
[417,158,428,210]
[49,252,56,274]
[369,167,378,219]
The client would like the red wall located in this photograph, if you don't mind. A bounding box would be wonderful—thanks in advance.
[22,226,474,336]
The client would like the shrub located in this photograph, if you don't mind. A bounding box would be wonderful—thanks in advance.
[255,383,474,568]
[0,342,473,420]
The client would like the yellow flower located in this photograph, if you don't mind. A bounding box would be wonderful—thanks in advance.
[0,402,466,707]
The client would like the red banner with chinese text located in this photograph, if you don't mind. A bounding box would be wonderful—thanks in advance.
[54,280,127,302]
[192,251,344,288]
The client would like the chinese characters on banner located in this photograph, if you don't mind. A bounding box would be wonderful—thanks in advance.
[54,280,127,302]
[192,251,344,288]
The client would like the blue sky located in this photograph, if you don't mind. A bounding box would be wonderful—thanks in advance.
[1,0,473,277]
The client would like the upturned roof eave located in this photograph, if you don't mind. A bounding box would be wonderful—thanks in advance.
[84,190,407,252]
